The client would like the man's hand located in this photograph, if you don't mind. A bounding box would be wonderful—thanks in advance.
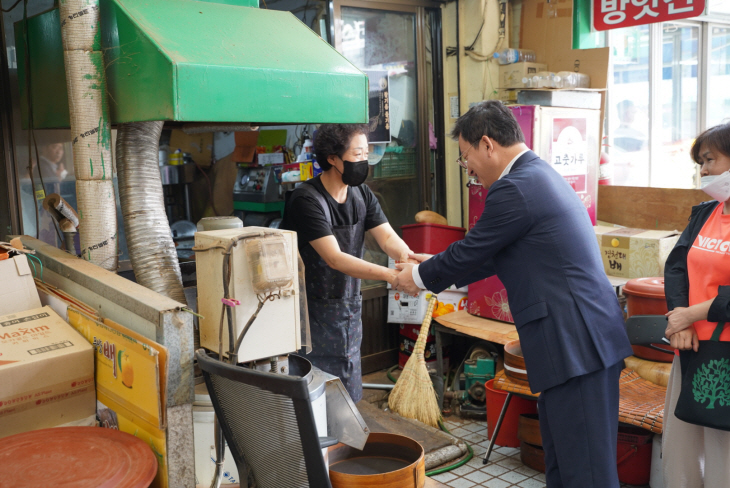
[669,328,699,352]
[409,253,433,263]
[393,262,421,296]
[666,306,700,337]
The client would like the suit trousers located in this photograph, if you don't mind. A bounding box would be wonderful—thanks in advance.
[537,360,624,488]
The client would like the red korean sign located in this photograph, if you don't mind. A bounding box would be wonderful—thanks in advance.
[593,0,705,31]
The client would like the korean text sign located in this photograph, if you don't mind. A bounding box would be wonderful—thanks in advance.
[593,0,705,31]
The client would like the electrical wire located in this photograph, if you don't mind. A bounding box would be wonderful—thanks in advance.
[22,0,64,246]
[21,1,38,239]
[464,20,485,53]
[26,253,43,281]
[2,0,22,12]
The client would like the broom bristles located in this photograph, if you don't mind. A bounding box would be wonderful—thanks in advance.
[389,296,442,428]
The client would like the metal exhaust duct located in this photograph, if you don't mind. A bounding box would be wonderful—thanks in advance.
[117,121,186,304]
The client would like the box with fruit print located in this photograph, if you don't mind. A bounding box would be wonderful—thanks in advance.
[67,308,171,488]
[68,308,164,429]
[387,289,467,325]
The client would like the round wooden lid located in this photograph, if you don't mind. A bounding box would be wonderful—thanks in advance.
[0,426,158,488]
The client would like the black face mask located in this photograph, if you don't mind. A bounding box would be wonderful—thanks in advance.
[337,159,369,186]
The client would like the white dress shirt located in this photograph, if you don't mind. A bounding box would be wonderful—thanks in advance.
[411,149,529,290]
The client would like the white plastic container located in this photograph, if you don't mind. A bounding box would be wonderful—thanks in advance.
[493,48,536,65]
[555,71,590,89]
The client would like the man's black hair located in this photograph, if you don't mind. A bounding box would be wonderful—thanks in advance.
[314,124,369,171]
[691,122,730,165]
[450,100,525,149]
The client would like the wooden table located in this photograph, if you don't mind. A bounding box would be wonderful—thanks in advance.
[434,310,518,344]
[433,310,518,410]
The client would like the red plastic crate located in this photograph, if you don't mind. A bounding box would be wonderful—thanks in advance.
[401,223,466,255]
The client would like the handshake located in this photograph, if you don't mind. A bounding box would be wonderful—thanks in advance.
[390,252,432,296]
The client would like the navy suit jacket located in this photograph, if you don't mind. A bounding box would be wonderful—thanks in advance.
[420,151,632,393]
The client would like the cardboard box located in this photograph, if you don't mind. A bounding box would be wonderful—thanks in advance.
[0,254,42,317]
[517,89,603,110]
[169,130,214,167]
[257,153,285,166]
[497,89,520,103]
[499,62,547,89]
[400,323,435,342]
[594,226,680,279]
[388,289,468,324]
[0,306,95,438]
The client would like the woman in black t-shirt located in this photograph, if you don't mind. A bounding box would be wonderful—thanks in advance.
[283,124,411,402]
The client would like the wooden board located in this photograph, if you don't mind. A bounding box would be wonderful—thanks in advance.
[435,310,518,344]
[356,401,458,455]
[597,186,707,232]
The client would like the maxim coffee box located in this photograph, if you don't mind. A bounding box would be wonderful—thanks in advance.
[0,306,95,438]
[594,226,680,279]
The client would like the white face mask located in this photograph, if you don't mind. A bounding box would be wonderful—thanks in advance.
[700,171,730,202]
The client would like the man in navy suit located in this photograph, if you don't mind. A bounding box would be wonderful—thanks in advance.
[393,101,632,488]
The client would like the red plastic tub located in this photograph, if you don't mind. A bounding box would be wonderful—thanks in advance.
[401,223,466,255]
[485,379,538,448]
[617,426,653,486]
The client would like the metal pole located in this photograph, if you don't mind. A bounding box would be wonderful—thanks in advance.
[210,417,226,488]
[483,392,513,465]
[363,383,394,390]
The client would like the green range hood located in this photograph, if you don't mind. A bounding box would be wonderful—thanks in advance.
[18,0,368,128]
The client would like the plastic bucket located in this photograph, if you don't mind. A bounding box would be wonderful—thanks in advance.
[485,379,538,448]
[401,223,466,255]
[616,426,653,486]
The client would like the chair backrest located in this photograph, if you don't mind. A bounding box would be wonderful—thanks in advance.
[624,314,674,355]
[196,350,332,488]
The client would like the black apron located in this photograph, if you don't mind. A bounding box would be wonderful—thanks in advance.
[289,181,366,402]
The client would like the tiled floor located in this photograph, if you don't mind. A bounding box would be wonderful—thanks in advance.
[434,416,650,488]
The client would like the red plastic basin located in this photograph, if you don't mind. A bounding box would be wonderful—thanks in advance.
[401,223,466,255]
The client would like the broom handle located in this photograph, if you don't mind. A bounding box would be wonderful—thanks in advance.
[414,296,437,357]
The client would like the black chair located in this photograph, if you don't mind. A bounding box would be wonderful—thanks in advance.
[196,350,336,488]
[624,314,675,355]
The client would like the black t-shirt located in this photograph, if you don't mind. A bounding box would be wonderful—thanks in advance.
[286,177,388,250]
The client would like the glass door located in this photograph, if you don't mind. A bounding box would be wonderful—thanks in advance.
[334,0,435,288]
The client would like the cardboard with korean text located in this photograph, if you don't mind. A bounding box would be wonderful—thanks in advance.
[0,306,95,438]
[594,226,680,279]
[67,308,169,488]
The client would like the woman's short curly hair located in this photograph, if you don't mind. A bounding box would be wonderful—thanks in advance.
[314,124,369,171]
[691,122,730,165]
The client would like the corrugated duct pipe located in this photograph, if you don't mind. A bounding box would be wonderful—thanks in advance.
[59,0,117,271]
[116,121,187,304]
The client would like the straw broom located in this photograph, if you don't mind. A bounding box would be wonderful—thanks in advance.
[389,295,441,428]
